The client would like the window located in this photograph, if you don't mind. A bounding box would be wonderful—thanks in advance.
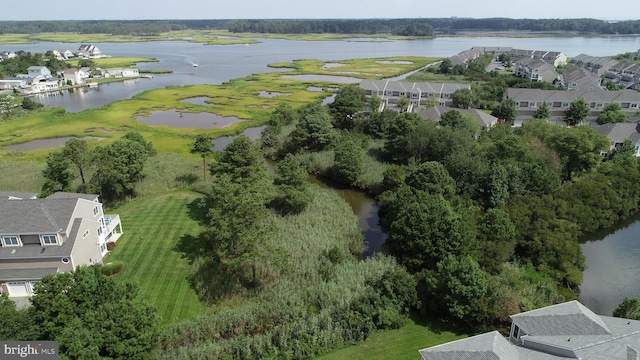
[100,243,107,253]
[93,206,99,216]
[512,324,520,340]
[83,230,90,238]
[596,103,603,108]
[2,235,20,247]
[632,103,638,109]
[528,102,536,107]
[97,227,103,236]
[41,234,58,245]
[562,102,569,108]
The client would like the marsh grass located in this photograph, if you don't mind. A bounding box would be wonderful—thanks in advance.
[66,57,159,68]
[0,56,435,162]
[0,160,44,192]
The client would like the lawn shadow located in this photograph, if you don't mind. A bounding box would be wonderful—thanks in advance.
[410,312,475,337]
[186,197,209,225]
[174,233,210,264]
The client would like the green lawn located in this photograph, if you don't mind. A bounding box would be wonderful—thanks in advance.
[105,190,207,326]
[315,317,468,360]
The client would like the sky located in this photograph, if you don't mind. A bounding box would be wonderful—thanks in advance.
[1,0,638,21]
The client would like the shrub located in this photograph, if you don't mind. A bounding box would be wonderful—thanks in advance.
[106,241,117,251]
[101,261,124,276]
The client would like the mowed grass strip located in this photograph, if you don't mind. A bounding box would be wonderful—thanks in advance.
[106,190,207,326]
[315,317,467,360]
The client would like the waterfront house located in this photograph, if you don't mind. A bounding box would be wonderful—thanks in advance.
[104,68,140,78]
[27,66,52,80]
[419,300,640,360]
[0,192,122,297]
[0,51,16,60]
[0,79,28,91]
[77,44,102,57]
[62,68,89,85]
[359,80,470,111]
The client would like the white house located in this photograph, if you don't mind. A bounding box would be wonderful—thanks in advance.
[62,68,88,85]
[0,192,122,298]
[27,66,52,80]
[0,79,28,91]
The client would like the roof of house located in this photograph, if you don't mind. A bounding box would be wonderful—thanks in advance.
[505,88,640,106]
[0,198,78,235]
[592,122,640,145]
[419,301,640,360]
[420,331,519,360]
[417,106,498,128]
[360,80,470,95]
[562,66,601,89]
[0,192,37,200]
[0,267,59,282]
[511,301,611,336]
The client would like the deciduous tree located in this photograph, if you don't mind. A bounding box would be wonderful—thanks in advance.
[596,102,628,124]
[30,266,161,359]
[564,97,590,126]
[62,138,90,184]
[333,137,366,186]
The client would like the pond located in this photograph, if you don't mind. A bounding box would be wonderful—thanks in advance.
[580,213,640,316]
[4,136,104,150]
[257,91,291,98]
[180,97,213,106]
[135,110,242,128]
[212,126,266,151]
[281,74,361,83]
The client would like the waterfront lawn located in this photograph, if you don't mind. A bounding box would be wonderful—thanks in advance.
[105,190,207,326]
[315,316,467,360]
[65,56,159,68]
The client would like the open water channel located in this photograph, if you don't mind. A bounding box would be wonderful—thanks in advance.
[3,35,640,315]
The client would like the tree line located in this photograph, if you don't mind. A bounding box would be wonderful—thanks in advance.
[258,81,640,332]
[3,18,638,36]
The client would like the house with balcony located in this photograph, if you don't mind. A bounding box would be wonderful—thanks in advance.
[62,68,89,85]
[570,54,620,76]
[27,66,52,80]
[504,88,640,124]
[359,80,470,111]
[559,65,602,91]
[77,44,102,58]
[419,300,640,360]
[514,58,559,83]
[0,192,122,298]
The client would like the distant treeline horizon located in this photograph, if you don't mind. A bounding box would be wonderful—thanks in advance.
[1,18,640,36]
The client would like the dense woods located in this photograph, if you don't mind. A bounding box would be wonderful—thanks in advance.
[2,18,640,36]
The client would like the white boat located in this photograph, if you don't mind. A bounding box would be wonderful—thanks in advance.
[192,63,198,67]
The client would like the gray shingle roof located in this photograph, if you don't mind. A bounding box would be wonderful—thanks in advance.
[0,192,37,200]
[0,267,58,281]
[0,198,78,234]
[46,192,98,201]
[420,301,640,360]
[420,331,519,360]
[512,301,612,336]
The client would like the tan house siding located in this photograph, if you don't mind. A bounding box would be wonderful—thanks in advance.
[70,218,105,266]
